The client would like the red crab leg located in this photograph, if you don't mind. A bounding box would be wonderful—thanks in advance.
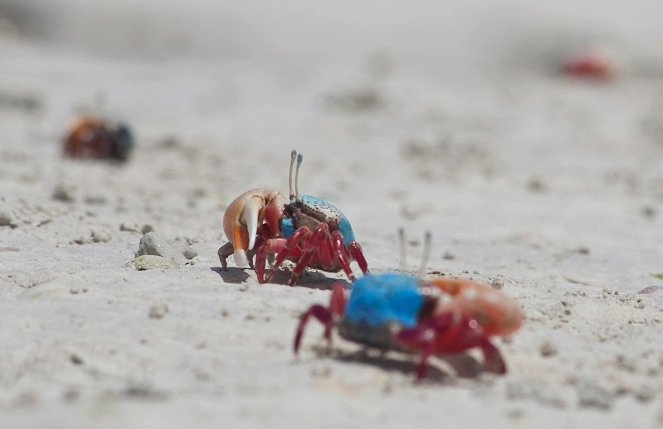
[255,241,267,283]
[348,241,369,274]
[329,284,346,318]
[476,336,506,374]
[397,312,507,379]
[255,238,302,283]
[288,224,329,286]
[293,304,333,354]
[324,284,346,340]
[330,230,356,281]
[294,283,346,354]
[268,227,311,280]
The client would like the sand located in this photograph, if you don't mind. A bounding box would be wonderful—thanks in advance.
[1,1,663,428]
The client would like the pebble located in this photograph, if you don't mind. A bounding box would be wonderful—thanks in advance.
[642,205,657,218]
[91,230,112,243]
[527,178,547,193]
[136,232,181,261]
[120,223,141,232]
[182,247,198,260]
[576,380,614,410]
[491,279,504,290]
[639,286,663,294]
[52,184,75,203]
[0,207,18,228]
[442,251,455,260]
[133,255,180,270]
[539,341,558,357]
[148,304,169,319]
[84,194,107,205]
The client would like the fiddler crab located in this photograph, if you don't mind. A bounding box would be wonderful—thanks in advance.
[294,230,523,380]
[63,115,134,162]
[218,150,369,286]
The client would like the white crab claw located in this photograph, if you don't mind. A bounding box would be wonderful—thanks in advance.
[243,196,262,251]
[233,249,249,267]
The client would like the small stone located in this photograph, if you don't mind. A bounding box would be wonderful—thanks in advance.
[120,223,140,232]
[148,304,169,319]
[615,355,636,372]
[527,178,547,193]
[633,384,655,403]
[91,230,111,243]
[70,354,84,365]
[182,247,198,260]
[69,286,88,294]
[0,207,18,228]
[141,224,154,234]
[640,285,663,294]
[136,232,181,261]
[84,194,107,205]
[577,380,614,410]
[52,184,75,203]
[491,279,504,290]
[442,251,455,260]
[540,341,558,357]
[62,387,79,403]
[133,255,180,270]
[642,205,657,218]
[576,247,590,255]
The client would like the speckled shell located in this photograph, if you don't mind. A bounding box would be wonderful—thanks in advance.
[298,195,356,245]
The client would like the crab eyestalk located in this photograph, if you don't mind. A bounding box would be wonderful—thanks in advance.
[289,149,305,202]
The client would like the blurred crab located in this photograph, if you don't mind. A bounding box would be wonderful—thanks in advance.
[218,150,368,286]
[562,49,616,81]
[294,231,523,380]
[63,115,134,162]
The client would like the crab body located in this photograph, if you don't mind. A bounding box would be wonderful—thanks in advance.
[294,273,523,379]
[63,116,134,162]
[338,274,424,351]
[281,195,356,247]
[218,151,368,285]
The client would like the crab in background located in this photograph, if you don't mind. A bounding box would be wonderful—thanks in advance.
[294,231,523,380]
[562,49,617,81]
[218,150,368,286]
[63,115,134,162]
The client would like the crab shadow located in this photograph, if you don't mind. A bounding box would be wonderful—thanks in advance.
[210,266,349,291]
[210,267,250,284]
[329,348,489,383]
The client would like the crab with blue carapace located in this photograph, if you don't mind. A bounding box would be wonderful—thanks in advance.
[218,150,369,286]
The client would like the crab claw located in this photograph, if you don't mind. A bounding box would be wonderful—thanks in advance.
[222,188,287,267]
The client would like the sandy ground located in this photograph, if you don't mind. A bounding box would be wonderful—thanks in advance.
[2,2,663,428]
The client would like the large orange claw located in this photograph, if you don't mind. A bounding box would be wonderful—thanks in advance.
[222,188,287,267]
[427,278,523,337]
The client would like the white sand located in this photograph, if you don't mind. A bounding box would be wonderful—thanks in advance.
[1,1,663,428]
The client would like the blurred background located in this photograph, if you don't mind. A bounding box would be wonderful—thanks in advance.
[2,0,663,72]
[2,3,663,428]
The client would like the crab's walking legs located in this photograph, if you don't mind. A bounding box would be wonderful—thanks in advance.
[294,284,346,354]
